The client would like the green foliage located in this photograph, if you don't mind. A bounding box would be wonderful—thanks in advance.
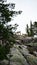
[0,0,22,61]
[34,22,37,27]
[26,24,29,36]
[29,22,34,36]
[26,21,34,36]
[0,45,9,60]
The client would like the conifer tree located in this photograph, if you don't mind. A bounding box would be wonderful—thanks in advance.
[0,0,22,61]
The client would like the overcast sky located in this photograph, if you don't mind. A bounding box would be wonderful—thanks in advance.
[7,0,37,34]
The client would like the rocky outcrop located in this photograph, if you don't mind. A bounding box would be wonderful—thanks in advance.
[0,44,37,65]
[21,37,37,44]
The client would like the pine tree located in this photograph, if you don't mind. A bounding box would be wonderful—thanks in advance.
[30,21,34,36]
[26,24,29,36]
[0,0,22,61]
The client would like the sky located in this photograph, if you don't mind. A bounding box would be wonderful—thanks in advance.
[7,0,37,34]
